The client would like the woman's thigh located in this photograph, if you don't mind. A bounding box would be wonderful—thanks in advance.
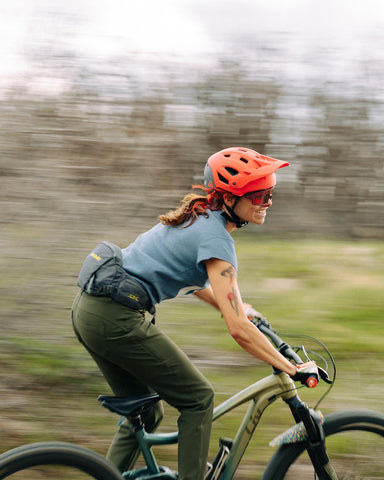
[72,292,213,411]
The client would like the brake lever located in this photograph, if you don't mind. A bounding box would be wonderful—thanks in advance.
[318,366,333,384]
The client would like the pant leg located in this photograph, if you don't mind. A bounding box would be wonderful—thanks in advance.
[83,345,164,471]
[72,291,214,480]
[72,291,163,471]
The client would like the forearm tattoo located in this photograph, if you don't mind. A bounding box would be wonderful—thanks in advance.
[221,266,240,315]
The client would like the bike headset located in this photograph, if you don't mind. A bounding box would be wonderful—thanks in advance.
[204,147,290,228]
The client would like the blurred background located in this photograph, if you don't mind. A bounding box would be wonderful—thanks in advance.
[1,0,383,477]
[2,0,384,238]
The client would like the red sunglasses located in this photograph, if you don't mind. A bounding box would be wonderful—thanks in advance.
[244,188,274,205]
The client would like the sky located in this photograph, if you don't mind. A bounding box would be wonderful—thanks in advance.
[0,0,383,98]
[1,0,383,60]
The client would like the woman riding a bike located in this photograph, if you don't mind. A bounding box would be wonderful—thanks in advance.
[72,147,315,480]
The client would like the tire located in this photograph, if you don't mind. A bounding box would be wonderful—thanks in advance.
[262,410,384,480]
[0,441,124,480]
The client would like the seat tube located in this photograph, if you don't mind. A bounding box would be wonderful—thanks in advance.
[130,418,160,475]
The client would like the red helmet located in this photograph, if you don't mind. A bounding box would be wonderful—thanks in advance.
[204,147,289,196]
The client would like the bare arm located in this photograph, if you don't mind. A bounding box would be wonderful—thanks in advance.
[205,258,296,376]
[193,285,220,309]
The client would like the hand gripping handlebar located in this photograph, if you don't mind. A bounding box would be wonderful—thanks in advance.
[250,317,332,385]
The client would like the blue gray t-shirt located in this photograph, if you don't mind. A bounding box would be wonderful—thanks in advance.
[122,209,237,304]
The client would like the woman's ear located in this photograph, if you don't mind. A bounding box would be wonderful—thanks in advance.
[222,192,237,207]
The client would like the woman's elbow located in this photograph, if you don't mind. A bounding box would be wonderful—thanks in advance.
[227,324,248,344]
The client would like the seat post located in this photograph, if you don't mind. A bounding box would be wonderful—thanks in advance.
[98,394,163,476]
[128,414,144,432]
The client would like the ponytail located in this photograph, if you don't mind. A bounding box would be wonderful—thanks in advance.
[159,186,225,227]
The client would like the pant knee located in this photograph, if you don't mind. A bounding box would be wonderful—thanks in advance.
[203,383,215,409]
[190,381,215,413]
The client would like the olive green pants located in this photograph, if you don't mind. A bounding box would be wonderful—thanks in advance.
[71,291,214,480]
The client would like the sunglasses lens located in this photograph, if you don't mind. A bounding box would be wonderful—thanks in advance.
[246,189,273,205]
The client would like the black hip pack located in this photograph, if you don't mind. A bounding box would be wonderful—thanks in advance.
[77,241,155,316]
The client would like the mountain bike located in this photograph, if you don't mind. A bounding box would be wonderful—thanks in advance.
[0,317,382,479]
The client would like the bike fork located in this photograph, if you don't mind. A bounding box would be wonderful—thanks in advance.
[286,396,338,480]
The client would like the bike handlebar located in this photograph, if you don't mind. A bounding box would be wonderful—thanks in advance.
[251,317,333,385]
[251,317,303,364]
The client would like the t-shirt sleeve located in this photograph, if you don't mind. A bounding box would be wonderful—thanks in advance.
[196,235,238,270]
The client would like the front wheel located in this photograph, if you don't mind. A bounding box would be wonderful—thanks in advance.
[262,410,384,480]
[0,441,124,480]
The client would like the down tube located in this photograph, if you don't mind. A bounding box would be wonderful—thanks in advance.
[214,373,296,480]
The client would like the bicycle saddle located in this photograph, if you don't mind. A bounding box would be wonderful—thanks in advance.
[98,393,161,417]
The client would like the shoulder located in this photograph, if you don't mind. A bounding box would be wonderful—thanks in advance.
[193,209,227,230]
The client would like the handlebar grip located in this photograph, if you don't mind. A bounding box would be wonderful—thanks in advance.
[277,343,303,365]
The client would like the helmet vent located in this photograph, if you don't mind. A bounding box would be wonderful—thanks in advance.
[224,167,239,177]
[218,172,229,184]
[239,157,248,164]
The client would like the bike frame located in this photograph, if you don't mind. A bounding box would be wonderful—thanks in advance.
[212,371,297,479]
[126,371,298,479]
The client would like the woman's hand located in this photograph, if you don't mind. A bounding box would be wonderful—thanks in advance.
[243,305,264,321]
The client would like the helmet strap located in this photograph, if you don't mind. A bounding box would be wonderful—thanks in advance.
[221,197,249,229]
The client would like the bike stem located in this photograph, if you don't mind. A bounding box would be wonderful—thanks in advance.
[285,396,338,480]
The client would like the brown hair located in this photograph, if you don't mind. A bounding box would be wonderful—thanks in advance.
[159,186,226,227]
